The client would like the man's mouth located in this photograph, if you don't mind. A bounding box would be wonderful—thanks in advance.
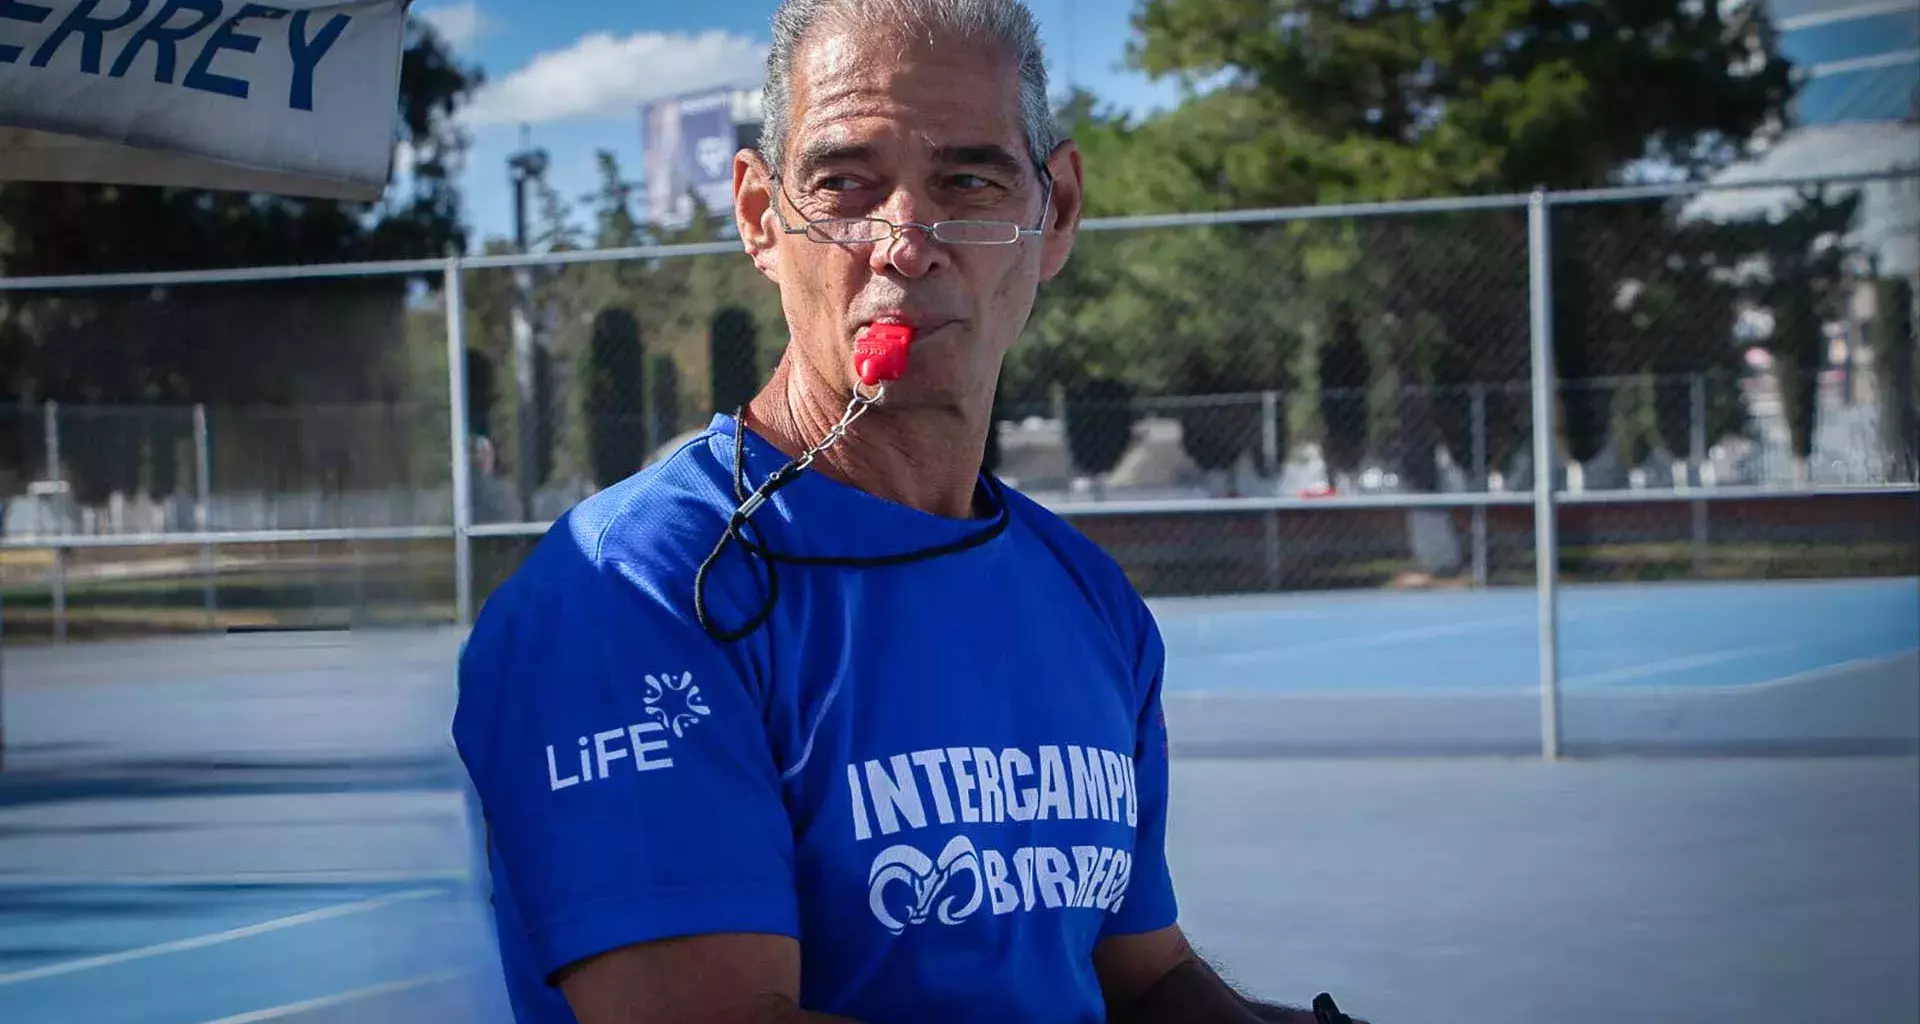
[857,316,955,337]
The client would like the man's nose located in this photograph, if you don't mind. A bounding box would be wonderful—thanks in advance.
[869,191,949,279]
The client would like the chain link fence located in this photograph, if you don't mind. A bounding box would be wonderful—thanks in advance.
[1,174,1914,716]
[0,272,455,639]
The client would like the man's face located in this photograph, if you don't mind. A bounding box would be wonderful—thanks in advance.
[736,22,1082,411]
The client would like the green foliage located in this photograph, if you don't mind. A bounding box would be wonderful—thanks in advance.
[1127,0,1793,199]
[1172,349,1261,474]
[1723,188,1861,463]
[709,307,761,415]
[0,15,483,501]
[1063,376,1138,477]
[650,354,685,447]
[466,349,497,440]
[1553,213,1610,465]
[585,308,646,488]
[1870,278,1916,480]
[1013,0,1800,488]
[526,345,557,489]
[1317,302,1370,478]
[590,152,643,250]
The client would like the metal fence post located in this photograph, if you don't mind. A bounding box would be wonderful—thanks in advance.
[1527,191,1562,761]
[194,403,216,628]
[1471,383,1489,588]
[446,260,476,628]
[43,400,66,643]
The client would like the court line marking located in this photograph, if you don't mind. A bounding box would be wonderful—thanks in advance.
[1166,647,1920,700]
[1211,614,1540,665]
[0,887,446,987]
[199,968,474,1024]
[1584,647,1920,697]
[1559,645,1787,687]
[1208,602,1653,666]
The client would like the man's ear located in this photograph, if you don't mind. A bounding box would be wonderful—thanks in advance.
[1038,140,1085,285]
[735,149,782,283]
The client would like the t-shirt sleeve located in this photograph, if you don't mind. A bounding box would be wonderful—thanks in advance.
[452,554,797,983]
[1103,605,1180,936]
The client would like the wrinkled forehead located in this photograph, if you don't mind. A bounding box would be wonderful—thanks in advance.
[783,21,1030,176]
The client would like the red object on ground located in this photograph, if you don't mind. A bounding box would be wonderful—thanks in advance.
[855,323,914,386]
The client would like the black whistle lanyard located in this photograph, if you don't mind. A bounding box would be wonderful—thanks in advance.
[692,389,1011,643]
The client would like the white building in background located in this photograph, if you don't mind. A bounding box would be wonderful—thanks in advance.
[1681,0,1918,484]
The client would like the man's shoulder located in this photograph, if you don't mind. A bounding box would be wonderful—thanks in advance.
[998,480,1158,644]
[455,429,756,748]
[999,482,1128,585]
[472,428,742,632]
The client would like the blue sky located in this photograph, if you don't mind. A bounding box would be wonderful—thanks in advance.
[411,0,1191,250]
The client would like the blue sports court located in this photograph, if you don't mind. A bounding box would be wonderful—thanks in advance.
[1,576,1915,1023]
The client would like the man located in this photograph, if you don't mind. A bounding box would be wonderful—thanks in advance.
[453,1,1363,1022]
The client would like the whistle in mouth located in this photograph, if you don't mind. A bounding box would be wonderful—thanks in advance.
[855,323,914,387]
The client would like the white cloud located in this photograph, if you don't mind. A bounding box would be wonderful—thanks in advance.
[416,2,501,53]
[461,30,768,128]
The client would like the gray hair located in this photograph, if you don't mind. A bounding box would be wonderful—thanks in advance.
[759,0,1062,183]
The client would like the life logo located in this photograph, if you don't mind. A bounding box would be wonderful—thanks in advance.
[867,836,984,935]
[643,671,710,737]
[544,671,710,791]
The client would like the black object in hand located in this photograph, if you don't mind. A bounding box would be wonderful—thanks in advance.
[1312,992,1352,1024]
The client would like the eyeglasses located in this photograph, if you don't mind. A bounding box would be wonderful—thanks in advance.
[787,216,1041,246]
[773,173,1053,248]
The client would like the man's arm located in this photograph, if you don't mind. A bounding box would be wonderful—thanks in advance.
[555,933,864,1024]
[1095,926,1348,1024]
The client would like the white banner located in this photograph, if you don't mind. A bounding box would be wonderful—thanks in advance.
[644,87,737,228]
[0,0,409,201]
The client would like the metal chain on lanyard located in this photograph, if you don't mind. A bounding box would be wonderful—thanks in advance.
[735,383,885,522]
[692,378,1010,644]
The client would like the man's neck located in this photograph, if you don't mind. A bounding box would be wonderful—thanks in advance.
[743,359,989,521]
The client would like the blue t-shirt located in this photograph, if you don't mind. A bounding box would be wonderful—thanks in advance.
[452,413,1177,1023]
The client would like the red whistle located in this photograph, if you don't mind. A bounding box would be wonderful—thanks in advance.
[855,323,914,387]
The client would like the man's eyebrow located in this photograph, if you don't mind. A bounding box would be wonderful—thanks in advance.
[791,141,881,179]
[931,144,1026,178]
[787,140,1031,180]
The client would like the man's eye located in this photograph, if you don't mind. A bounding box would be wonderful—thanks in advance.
[949,174,997,191]
[815,175,864,192]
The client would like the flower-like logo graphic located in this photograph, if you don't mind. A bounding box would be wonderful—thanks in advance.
[642,671,711,738]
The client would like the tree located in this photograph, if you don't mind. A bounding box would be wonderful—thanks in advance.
[1553,212,1612,472]
[1063,376,1138,495]
[1120,0,1798,493]
[467,349,497,440]
[1633,221,1751,470]
[0,15,483,502]
[585,308,646,489]
[1317,301,1370,484]
[1870,277,1916,481]
[710,307,761,415]
[650,354,684,449]
[587,151,643,251]
[529,345,557,490]
[1127,0,1792,201]
[1172,349,1263,494]
[1732,188,1861,477]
